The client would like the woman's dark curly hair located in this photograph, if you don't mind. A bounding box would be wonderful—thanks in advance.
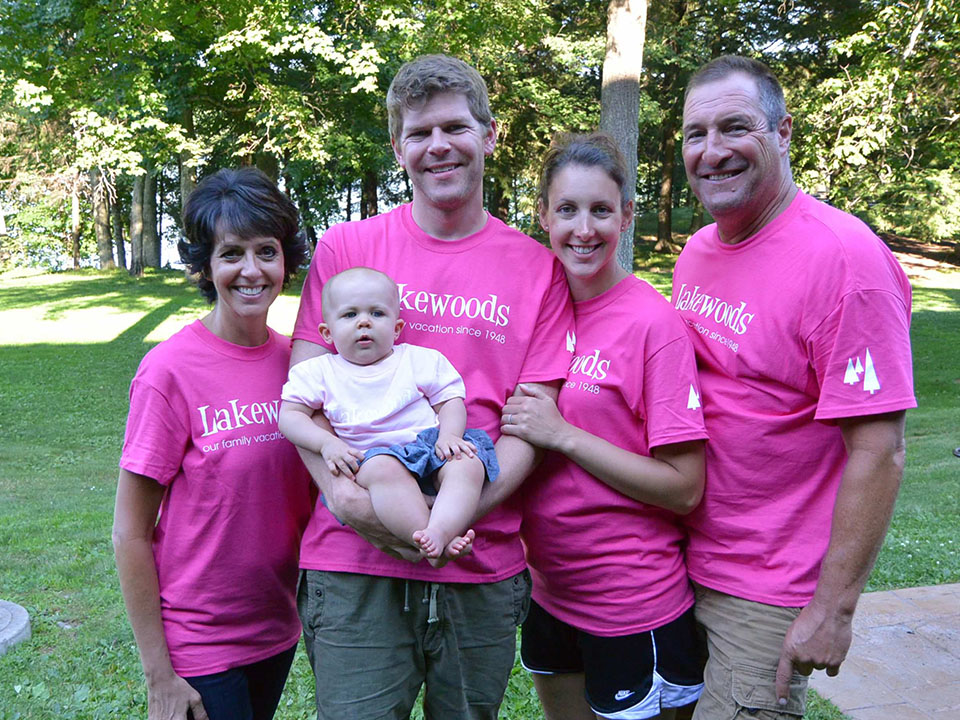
[179,167,309,303]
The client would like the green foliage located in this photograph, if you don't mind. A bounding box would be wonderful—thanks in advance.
[2,0,960,274]
[0,184,86,270]
[789,0,960,241]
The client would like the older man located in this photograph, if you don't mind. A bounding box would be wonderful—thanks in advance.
[673,55,916,718]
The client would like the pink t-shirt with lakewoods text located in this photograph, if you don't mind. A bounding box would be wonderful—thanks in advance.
[120,321,313,676]
[672,192,916,607]
[293,203,574,582]
[282,343,465,452]
[521,276,708,635]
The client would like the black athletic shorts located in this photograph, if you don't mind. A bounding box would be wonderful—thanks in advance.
[520,600,706,718]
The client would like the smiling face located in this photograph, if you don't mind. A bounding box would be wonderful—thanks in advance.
[682,72,793,243]
[205,233,284,344]
[539,163,632,302]
[320,269,404,366]
[391,91,496,221]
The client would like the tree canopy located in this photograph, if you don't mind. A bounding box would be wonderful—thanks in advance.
[0,0,956,272]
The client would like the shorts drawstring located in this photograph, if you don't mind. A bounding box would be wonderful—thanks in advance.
[422,582,440,624]
[403,580,411,613]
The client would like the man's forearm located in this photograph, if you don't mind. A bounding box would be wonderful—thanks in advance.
[296,445,380,529]
[775,412,907,699]
[474,380,560,521]
[813,412,906,614]
[474,433,540,521]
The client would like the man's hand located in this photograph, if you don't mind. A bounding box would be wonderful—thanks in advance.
[775,600,852,703]
[297,443,420,562]
[319,437,364,480]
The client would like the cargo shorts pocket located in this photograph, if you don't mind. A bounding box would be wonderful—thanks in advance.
[731,663,806,718]
[297,570,327,633]
[510,569,532,626]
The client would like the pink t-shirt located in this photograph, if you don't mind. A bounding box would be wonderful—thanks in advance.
[120,320,314,676]
[521,276,708,635]
[282,343,465,451]
[293,203,574,582]
[671,192,916,607]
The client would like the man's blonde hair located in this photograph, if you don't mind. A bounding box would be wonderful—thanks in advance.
[386,54,493,142]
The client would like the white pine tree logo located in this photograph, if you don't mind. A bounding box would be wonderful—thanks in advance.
[566,330,576,353]
[687,385,701,409]
[843,348,880,394]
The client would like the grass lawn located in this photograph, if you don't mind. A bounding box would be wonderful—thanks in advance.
[0,257,957,719]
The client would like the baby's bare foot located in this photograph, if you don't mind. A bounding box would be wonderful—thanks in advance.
[413,528,443,559]
[426,528,476,568]
[445,529,475,559]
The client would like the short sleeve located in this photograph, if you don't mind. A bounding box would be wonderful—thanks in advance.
[119,379,189,485]
[292,232,338,349]
[810,289,916,420]
[517,260,574,384]
[418,348,467,405]
[281,359,327,409]
[642,336,709,449]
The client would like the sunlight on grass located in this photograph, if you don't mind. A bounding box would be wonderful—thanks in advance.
[1,300,171,344]
[909,266,960,311]
[0,268,302,344]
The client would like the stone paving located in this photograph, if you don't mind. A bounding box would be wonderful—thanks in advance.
[0,599,31,656]
[810,583,960,719]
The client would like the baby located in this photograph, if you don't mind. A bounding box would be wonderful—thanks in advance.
[279,267,497,565]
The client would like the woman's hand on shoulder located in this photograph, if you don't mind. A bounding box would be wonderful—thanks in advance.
[500,383,569,452]
[146,670,208,720]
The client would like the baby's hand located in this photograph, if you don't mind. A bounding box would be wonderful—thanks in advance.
[320,439,364,480]
[434,433,477,461]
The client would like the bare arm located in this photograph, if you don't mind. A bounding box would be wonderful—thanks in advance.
[432,397,476,460]
[473,381,561,521]
[279,400,364,479]
[501,383,704,514]
[278,399,337,455]
[112,469,208,720]
[289,339,416,560]
[775,410,906,702]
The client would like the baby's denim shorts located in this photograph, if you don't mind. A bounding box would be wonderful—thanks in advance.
[362,426,499,496]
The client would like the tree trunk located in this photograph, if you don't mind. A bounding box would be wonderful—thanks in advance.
[180,106,197,215]
[361,170,378,219]
[488,176,510,222]
[292,183,317,248]
[70,172,83,270]
[129,175,144,276]
[255,152,279,182]
[157,171,163,245]
[688,196,704,235]
[89,168,115,269]
[655,108,677,252]
[112,192,126,270]
[143,169,160,268]
[345,182,352,222]
[600,0,648,271]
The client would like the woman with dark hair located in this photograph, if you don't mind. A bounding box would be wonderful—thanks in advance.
[500,134,707,720]
[112,167,313,720]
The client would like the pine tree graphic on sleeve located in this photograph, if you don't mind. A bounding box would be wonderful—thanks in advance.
[862,349,880,394]
[843,349,880,394]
